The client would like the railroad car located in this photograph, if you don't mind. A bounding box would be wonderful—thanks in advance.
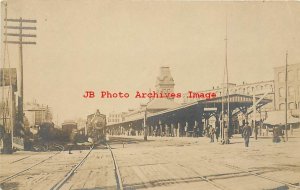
[62,121,78,141]
[86,110,107,143]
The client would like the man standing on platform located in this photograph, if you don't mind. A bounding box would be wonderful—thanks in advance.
[242,123,252,147]
[215,125,220,142]
[209,125,215,143]
[254,124,258,140]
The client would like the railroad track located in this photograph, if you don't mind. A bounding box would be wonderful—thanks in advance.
[0,144,64,185]
[1,142,124,190]
[9,144,64,164]
[106,143,124,190]
[200,156,300,190]
[176,163,228,190]
[49,143,123,190]
[50,145,94,190]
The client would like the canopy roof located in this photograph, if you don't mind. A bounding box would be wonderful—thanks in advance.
[107,94,272,127]
[147,98,180,110]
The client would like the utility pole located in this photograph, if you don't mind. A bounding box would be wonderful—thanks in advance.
[3,17,37,135]
[285,51,288,142]
[221,15,230,144]
[253,89,257,140]
[144,108,147,141]
[143,100,153,141]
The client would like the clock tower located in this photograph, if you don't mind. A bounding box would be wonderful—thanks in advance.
[155,66,175,100]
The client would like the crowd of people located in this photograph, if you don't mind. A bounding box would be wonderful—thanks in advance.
[108,121,291,148]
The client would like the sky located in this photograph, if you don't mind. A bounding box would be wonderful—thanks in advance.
[1,0,300,124]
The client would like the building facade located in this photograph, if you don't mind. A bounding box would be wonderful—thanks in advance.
[274,63,300,113]
[24,101,53,128]
[107,111,125,125]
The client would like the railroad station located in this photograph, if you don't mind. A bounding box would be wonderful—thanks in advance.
[107,93,272,140]
[1,1,300,190]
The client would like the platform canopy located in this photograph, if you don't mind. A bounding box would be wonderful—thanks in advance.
[198,93,272,109]
[107,94,272,128]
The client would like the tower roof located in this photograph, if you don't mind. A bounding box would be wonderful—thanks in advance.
[156,66,175,86]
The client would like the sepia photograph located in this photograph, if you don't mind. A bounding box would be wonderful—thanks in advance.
[0,1,300,190]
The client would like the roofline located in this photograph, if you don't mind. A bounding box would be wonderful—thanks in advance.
[107,94,272,127]
[273,63,300,69]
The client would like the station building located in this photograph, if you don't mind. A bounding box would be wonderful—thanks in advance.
[274,63,300,117]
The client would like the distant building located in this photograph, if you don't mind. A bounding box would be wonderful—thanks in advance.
[24,101,53,128]
[0,86,16,133]
[0,68,17,91]
[274,63,300,115]
[107,111,125,125]
[0,69,17,134]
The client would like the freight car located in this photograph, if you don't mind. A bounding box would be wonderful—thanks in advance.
[62,121,78,141]
[38,122,66,141]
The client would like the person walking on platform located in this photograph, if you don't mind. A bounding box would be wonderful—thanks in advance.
[254,124,258,140]
[209,125,215,143]
[242,123,252,147]
[215,125,220,142]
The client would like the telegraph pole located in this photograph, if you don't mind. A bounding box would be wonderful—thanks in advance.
[285,51,288,142]
[144,100,153,141]
[3,17,37,133]
[221,15,230,144]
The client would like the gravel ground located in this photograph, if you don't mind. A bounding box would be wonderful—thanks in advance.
[110,130,300,190]
[0,130,299,190]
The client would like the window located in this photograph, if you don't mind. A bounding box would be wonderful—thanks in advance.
[265,84,273,92]
[288,86,295,96]
[279,88,285,97]
[240,88,244,93]
[289,102,296,110]
[270,85,274,92]
[247,87,252,93]
[279,103,285,110]
[288,71,294,81]
[278,72,284,82]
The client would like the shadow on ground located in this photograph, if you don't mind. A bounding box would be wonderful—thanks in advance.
[108,137,154,146]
